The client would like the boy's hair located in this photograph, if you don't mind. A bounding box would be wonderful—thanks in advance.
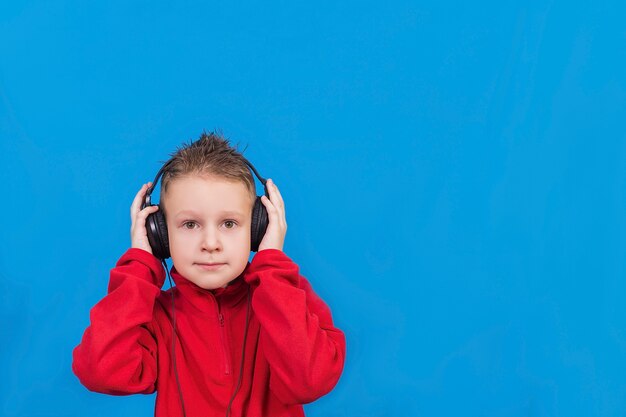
[161,131,255,202]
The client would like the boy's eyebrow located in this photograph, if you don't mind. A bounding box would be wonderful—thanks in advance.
[217,210,247,218]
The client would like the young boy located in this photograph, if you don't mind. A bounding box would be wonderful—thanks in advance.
[72,132,346,417]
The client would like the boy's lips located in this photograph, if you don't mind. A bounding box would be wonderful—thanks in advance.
[195,262,226,271]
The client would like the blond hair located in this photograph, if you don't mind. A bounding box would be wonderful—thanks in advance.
[161,131,255,201]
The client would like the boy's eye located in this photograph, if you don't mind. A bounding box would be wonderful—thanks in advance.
[224,220,236,229]
[183,221,197,229]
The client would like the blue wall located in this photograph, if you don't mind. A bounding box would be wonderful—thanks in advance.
[1,1,625,416]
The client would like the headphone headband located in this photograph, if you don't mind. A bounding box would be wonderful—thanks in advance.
[142,153,270,257]
[144,157,268,208]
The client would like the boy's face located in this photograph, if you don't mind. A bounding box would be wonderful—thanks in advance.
[162,175,253,290]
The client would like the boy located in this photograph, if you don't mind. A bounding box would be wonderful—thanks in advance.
[72,132,346,417]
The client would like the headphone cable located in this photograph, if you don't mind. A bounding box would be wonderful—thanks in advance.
[163,260,187,417]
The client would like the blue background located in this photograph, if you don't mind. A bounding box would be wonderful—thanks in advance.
[1,1,626,416]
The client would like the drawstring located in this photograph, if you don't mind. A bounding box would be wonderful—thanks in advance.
[164,261,187,417]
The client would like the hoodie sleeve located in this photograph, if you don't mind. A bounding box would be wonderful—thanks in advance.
[72,248,165,395]
[244,249,346,405]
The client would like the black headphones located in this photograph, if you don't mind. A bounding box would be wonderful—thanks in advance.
[141,157,270,259]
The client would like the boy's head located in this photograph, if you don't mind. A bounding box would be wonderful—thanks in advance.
[160,132,256,290]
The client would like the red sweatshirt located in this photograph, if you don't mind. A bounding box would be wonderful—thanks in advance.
[72,248,346,417]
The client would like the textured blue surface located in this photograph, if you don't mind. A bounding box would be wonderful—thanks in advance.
[1,1,626,416]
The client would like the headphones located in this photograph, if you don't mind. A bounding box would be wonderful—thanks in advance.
[142,157,270,259]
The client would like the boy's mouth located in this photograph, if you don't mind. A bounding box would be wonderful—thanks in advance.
[195,262,226,271]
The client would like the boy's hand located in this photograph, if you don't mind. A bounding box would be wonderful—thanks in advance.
[130,182,160,255]
[258,179,287,252]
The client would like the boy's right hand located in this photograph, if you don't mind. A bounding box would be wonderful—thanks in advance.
[130,182,160,255]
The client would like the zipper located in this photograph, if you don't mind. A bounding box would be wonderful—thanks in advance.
[216,301,232,376]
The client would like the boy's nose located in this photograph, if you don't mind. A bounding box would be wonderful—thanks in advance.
[201,228,222,252]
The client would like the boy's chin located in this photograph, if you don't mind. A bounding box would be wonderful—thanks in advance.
[192,276,238,290]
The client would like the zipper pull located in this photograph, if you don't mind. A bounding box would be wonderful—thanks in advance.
[218,313,225,326]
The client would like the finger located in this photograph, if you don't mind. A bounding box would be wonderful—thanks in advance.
[133,202,159,224]
[260,195,279,218]
[130,183,151,216]
[266,181,286,226]
[266,179,285,210]
[260,194,274,210]
[136,204,159,221]
[261,195,288,230]
[131,205,159,229]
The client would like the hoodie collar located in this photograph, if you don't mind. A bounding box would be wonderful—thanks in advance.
[170,264,250,314]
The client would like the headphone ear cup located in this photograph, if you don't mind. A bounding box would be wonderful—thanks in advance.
[250,196,268,252]
[146,206,171,259]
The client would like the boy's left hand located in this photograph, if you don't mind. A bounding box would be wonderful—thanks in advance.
[258,179,287,252]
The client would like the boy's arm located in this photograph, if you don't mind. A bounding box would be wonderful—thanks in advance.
[72,248,164,395]
[244,249,346,405]
[248,179,345,404]
[73,183,164,394]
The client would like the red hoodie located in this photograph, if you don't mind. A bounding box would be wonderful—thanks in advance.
[72,248,346,417]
